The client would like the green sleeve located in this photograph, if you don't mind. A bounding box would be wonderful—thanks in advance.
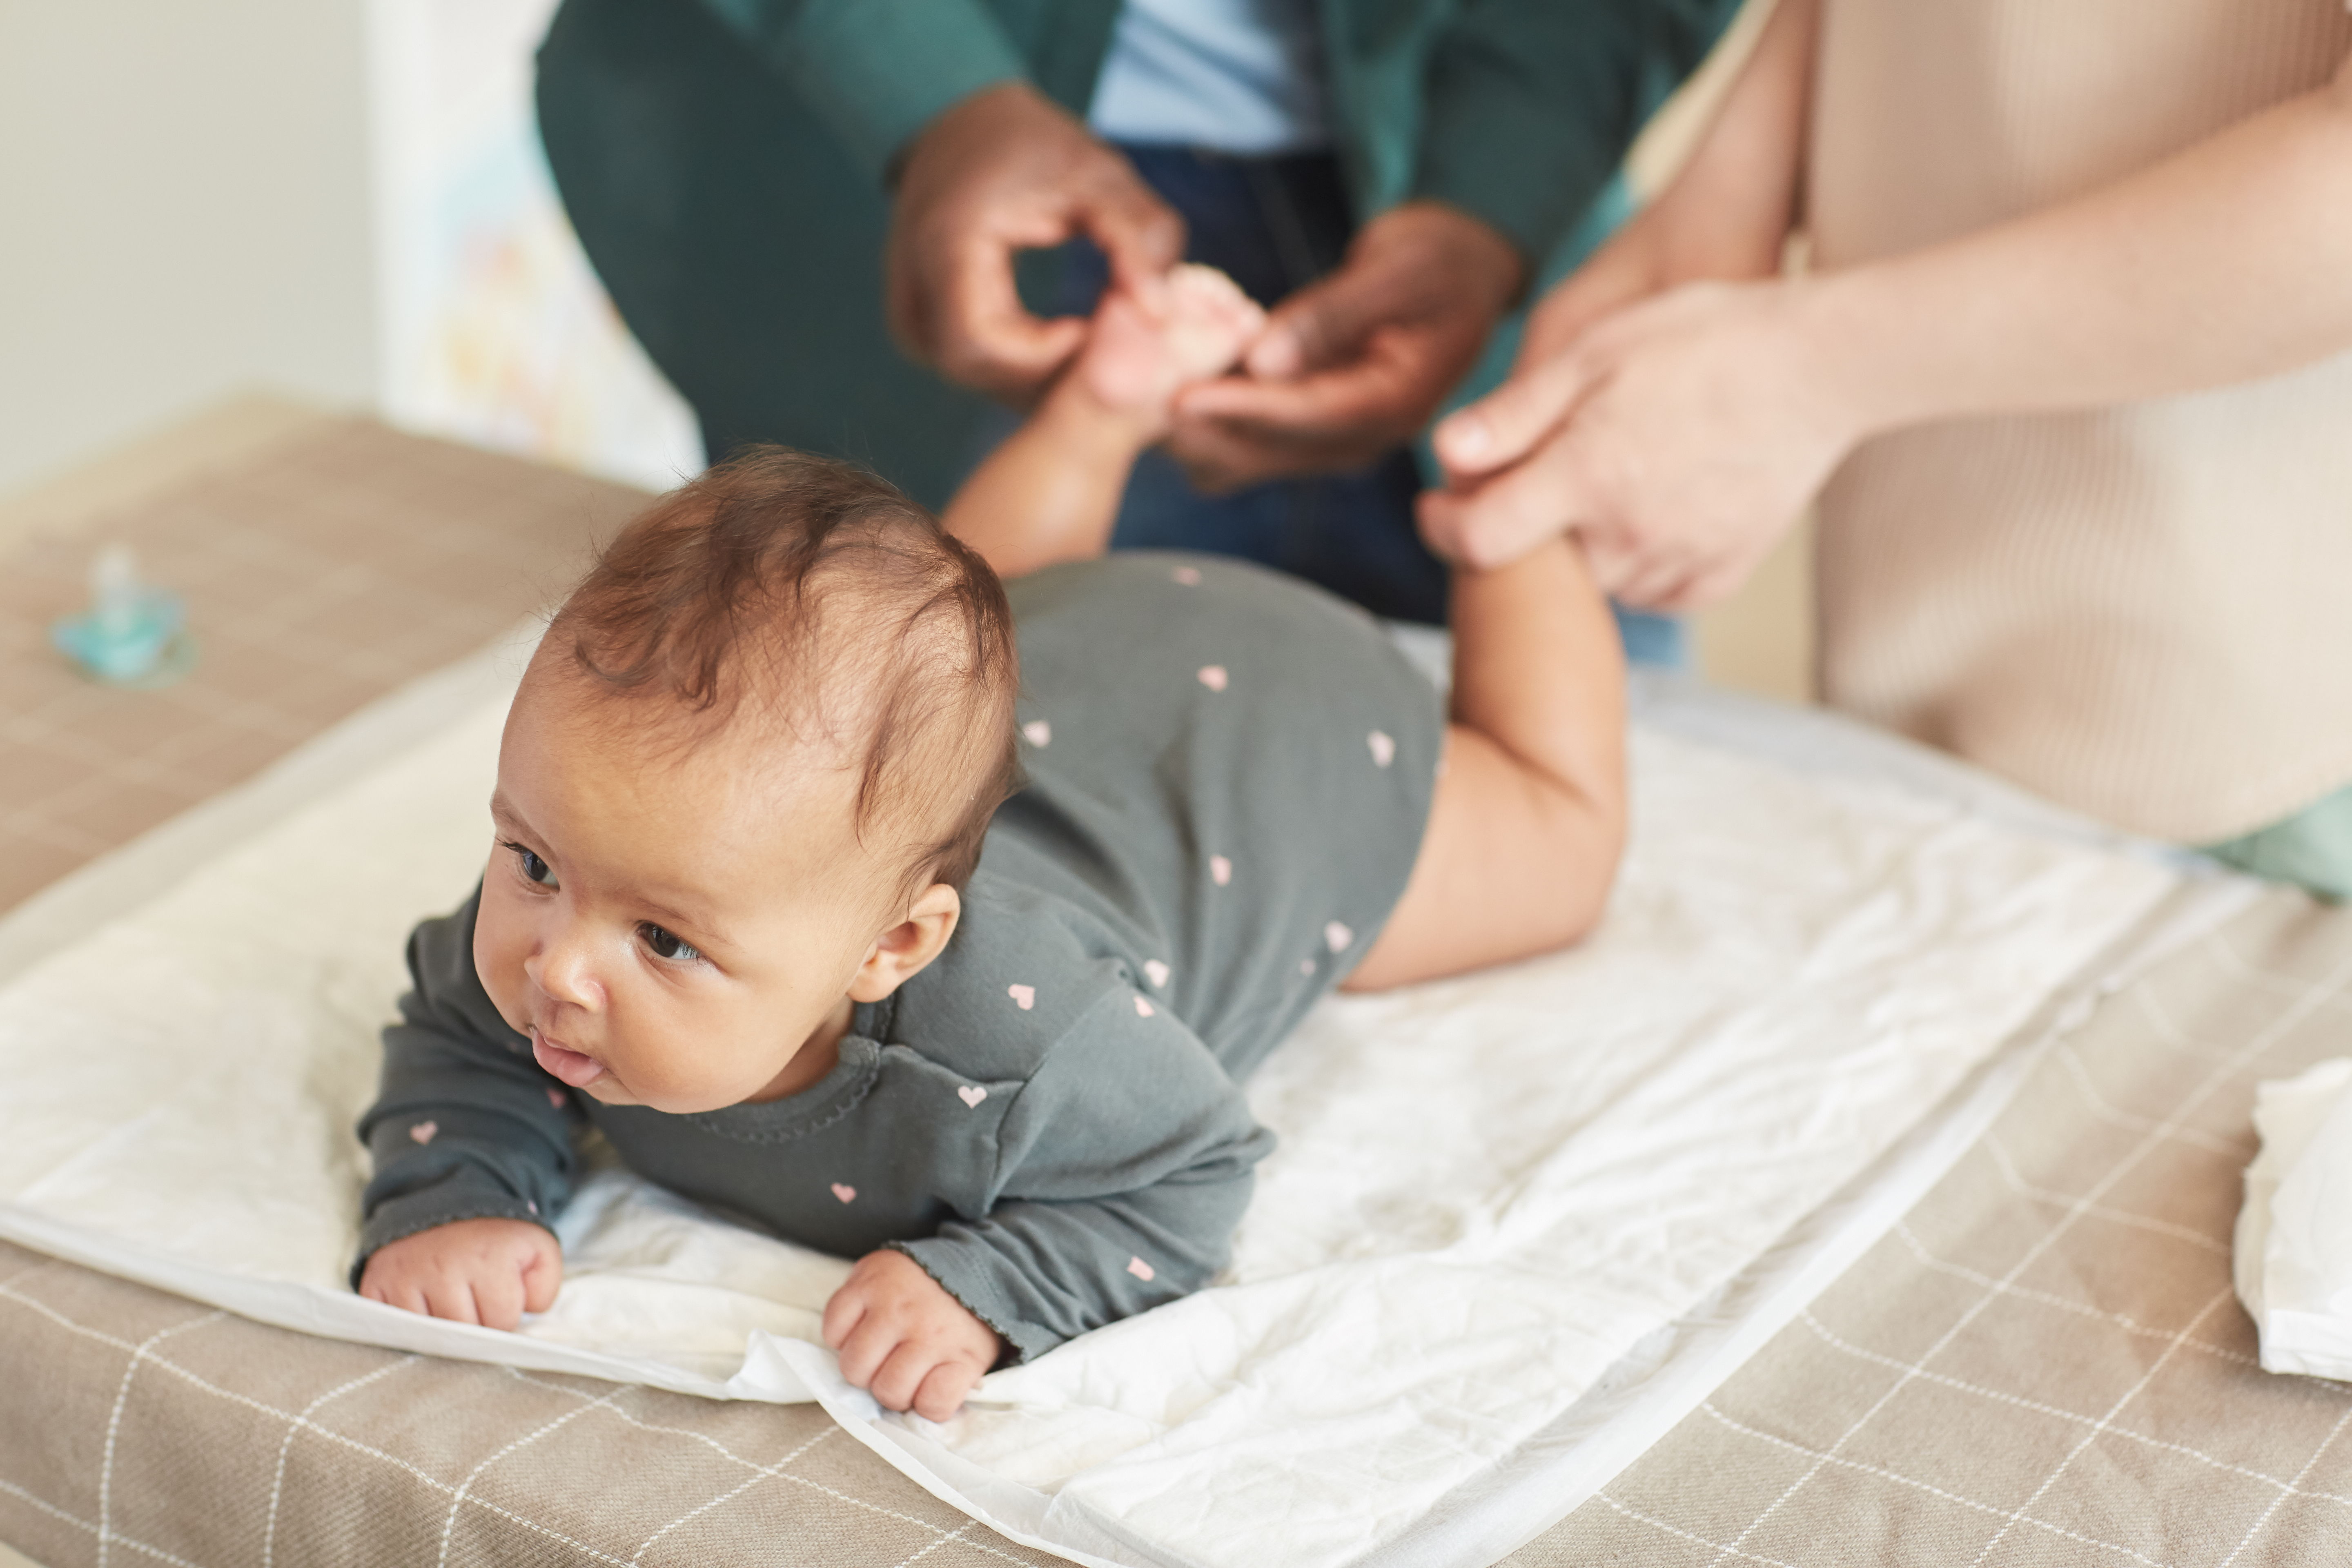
[690,0,1029,184]
[352,889,579,1283]
[888,985,1276,1363]
[1410,0,1743,265]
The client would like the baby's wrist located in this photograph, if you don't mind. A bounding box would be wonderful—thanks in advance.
[1039,369,1167,461]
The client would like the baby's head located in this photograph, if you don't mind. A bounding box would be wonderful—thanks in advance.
[476,449,1019,1114]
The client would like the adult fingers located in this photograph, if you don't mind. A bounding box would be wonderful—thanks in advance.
[1076,165,1185,302]
[1419,431,1597,570]
[1243,263,1392,382]
[911,1360,983,1424]
[1430,347,1596,482]
[936,241,1088,395]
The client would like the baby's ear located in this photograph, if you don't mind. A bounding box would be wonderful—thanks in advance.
[846,884,962,1002]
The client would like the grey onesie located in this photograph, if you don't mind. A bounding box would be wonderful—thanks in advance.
[356,553,1445,1361]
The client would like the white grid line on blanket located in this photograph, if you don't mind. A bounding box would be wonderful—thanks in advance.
[1799,1303,2352,1501]
[2053,1039,2250,1160]
[1887,1221,2263,1368]
[1701,937,2352,1566]
[2218,1401,2352,1568]
[1980,1136,2234,1255]
[492,1361,1045,1566]
[0,1270,1053,1568]
[262,1355,421,1568]
[0,1476,205,1568]
[627,1426,840,1566]
[97,1312,223,1568]
[1962,1287,2235,1566]
[1693,1402,2172,1568]
[433,1382,634,1568]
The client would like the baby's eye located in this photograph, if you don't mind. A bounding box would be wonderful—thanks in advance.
[505,841,558,889]
[638,922,702,964]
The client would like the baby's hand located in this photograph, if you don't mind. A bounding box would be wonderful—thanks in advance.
[822,1250,1002,1421]
[358,1216,563,1330]
[1076,263,1267,433]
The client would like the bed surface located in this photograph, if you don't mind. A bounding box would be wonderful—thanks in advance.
[5,419,2348,1568]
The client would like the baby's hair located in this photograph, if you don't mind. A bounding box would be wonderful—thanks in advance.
[547,447,1020,894]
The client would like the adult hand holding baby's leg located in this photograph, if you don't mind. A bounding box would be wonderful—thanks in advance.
[824,1250,1002,1421]
[358,1216,563,1330]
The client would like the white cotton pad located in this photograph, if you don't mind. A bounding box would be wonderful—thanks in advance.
[2236,1058,2352,1378]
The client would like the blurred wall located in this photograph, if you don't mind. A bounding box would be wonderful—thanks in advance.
[0,2,378,496]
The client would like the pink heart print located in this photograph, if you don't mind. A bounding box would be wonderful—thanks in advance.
[831,1183,857,1204]
[1209,855,1233,886]
[1300,958,1316,976]
[1172,566,1202,586]
[1368,730,1395,768]
[1135,996,1156,1018]
[1023,719,1051,747]
[408,1120,438,1145]
[1143,959,1170,989]
[546,1088,566,1109]
[1324,921,1354,953]
[958,1085,989,1108]
[1007,983,1035,1010]
[1197,665,1228,692]
[1127,1256,1156,1283]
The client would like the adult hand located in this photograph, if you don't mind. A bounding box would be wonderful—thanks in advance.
[889,82,1185,403]
[1165,202,1526,491]
[1421,275,1868,610]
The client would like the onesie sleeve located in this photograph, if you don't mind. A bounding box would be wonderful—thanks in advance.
[351,886,577,1284]
[1410,0,1742,264]
[688,0,1027,185]
[886,987,1275,1364]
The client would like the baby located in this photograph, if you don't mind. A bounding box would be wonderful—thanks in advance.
[354,266,1628,1420]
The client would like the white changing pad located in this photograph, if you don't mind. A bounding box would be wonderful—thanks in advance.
[0,635,2197,1568]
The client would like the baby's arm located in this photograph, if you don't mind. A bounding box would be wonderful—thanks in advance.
[359,1217,562,1330]
[942,265,1264,578]
[354,888,579,1321]
[819,989,1271,1418]
[822,1250,1002,1421]
[1343,535,1627,990]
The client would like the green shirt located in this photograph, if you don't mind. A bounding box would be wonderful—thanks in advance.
[356,555,1444,1361]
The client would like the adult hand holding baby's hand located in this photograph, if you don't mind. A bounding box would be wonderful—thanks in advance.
[824,1250,1002,1422]
[1422,276,1868,609]
[358,1216,563,1331]
[890,82,1185,404]
[1167,202,1524,491]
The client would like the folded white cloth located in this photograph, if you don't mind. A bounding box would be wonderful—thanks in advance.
[2236,1059,2352,1380]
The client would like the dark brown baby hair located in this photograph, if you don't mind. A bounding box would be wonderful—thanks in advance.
[547,446,1020,893]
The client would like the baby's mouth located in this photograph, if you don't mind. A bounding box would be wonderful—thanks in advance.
[532,1027,608,1089]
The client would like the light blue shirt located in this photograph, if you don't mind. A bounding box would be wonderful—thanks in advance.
[1088,0,1330,154]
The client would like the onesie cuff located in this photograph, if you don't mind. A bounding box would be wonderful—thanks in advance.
[883,1239,1058,1365]
[350,1172,556,1290]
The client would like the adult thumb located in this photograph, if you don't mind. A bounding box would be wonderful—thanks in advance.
[1431,350,1594,481]
[1243,264,1392,381]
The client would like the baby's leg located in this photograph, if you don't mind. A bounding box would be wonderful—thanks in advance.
[1343,539,1627,990]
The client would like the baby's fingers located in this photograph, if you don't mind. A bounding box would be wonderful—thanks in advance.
[868,1341,951,1415]
[911,1359,983,1424]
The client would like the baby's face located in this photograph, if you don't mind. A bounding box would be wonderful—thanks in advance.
[473,674,908,1115]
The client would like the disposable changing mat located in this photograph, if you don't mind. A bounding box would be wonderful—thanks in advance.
[0,652,2183,1568]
